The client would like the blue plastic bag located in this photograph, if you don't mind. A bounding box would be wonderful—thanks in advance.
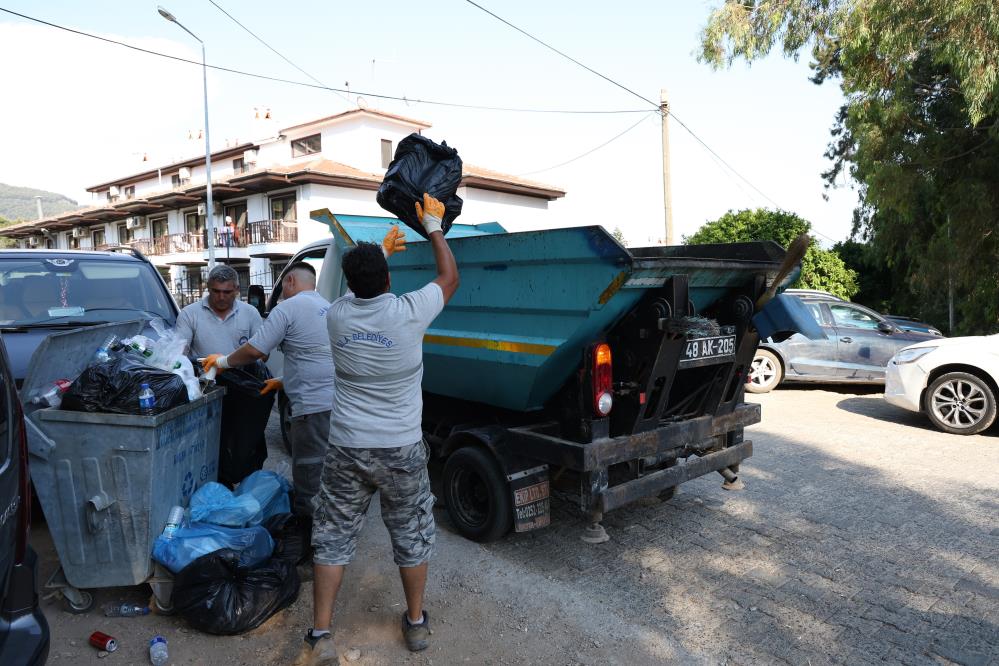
[152,523,274,574]
[235,471,291,522]
[189,482,262,527]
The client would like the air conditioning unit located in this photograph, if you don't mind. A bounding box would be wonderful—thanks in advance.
[178,167,192,180]
[28,236,39,247]
[72,226,86,238]
[197,203,207,216]
[126,217,144,230]
[108,185,120,197]
[243,149,258,164]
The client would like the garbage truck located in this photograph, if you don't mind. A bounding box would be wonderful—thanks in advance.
[257,211,810,543]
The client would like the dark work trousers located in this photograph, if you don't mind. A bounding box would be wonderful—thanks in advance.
[289,410,332,518]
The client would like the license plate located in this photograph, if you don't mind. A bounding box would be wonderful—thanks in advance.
[679,335,737,367]
[509,466,550,532]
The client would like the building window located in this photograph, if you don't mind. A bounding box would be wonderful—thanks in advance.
[92,228,106,247]
[151,217,169,238]
[171,174,182,188]
[233,157,246,174]
[291,134,321,157]
[270,194,296,221]
[381,139,393,168]
[123,185,135,200]
[66,233,79,250]
[116,223,130,244]
[185,210,205,234]
[45,237,54,249]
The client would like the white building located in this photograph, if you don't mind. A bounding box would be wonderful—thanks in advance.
[4,108,564,305]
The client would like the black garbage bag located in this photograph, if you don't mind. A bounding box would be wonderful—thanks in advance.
[61,353,189,415]
[376,133,463,238]
[173,548,300,635]
[216,362,274,488]
[263,512,310,566]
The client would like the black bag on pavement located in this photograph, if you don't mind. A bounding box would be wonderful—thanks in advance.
[263,512,310,565]
[216,362,274,488]
[172,548,300,635]
[61,353,189,415]
[376,133,463,238]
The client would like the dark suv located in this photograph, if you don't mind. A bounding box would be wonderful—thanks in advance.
[0,334,49,664]
[0,248,179,384]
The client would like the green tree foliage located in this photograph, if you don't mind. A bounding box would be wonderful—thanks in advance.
[610,226,626,245]
[699,0,999,334]
[686,208,859,299]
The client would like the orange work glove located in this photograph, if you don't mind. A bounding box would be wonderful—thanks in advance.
[381,225,407,258]
[201,353,230,373]
[414,193,445,235]
[260,378,283,396]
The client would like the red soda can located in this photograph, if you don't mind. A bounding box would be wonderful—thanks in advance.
[89,631,118,652]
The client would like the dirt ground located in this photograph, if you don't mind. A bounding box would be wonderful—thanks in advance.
[36,386,998,665]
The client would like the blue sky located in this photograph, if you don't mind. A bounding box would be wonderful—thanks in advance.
[0,0,858,245]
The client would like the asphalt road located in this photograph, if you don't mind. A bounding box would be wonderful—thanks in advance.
[36,386,999,665]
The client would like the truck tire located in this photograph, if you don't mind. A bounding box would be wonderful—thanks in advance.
[279,393,293,456]
[923,371,997,435]
[747,350,782,394]
[442,446,512,543]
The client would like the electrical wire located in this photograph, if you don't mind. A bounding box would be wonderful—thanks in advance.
[518,112,656,175]
[0,6,648,115]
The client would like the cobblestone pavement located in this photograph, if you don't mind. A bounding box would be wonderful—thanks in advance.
[475,386,999,665]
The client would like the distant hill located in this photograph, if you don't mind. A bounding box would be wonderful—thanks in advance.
[0,183,80,222]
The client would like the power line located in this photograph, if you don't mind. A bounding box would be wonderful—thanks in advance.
[518,112,656,175]
[205,0,351,104]
[0,6,648,115]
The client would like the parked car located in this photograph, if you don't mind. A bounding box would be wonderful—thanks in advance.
[782,288,843,301]
[0,248,179,385]
[884,315,944,337]
[884,334,999,435]
[0,334,50,665]
[748,295,939,393]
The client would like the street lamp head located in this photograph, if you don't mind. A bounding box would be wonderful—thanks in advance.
[157,6,177,22]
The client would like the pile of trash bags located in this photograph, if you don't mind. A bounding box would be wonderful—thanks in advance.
[152,470,305,635]
[60,319,201,415]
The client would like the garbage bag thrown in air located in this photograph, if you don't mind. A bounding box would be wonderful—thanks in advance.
[376,133,463,239]
[189,482,262,527]
[172,548,300,635]
[215,362,274,488]
[263,512,310,566]
[236,470,291,523]
[151,522,273,574]
[61,353,189,415]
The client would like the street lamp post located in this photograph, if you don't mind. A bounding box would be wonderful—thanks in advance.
[157,5,216,268]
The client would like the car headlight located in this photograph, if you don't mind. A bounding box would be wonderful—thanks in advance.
[894,347,936,364]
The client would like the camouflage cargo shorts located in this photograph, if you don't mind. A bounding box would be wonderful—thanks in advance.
[311,441,436,568]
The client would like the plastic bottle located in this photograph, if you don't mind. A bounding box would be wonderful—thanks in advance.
[138,384,156,415]
[104,603,150,617]
[94,334,119,363]
[29,379,72,408]
[162,506,184,539]
[149,635,168,666]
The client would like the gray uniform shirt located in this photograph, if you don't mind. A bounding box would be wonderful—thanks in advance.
[247,290,334,418]
[175,297,262,358]
[326,282,444,448]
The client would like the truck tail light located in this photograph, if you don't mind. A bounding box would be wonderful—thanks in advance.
[592,343,613,417]
[14,400,30,564]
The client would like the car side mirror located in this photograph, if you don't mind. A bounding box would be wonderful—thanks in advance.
[247,284,266,317]
[877,321,893,334]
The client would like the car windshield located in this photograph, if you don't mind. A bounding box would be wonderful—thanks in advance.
[0,257,175,327]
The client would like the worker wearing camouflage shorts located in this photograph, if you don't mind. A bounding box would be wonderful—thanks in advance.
[295,195,458,665]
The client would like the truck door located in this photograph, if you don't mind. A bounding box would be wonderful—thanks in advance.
[827,302,896,380]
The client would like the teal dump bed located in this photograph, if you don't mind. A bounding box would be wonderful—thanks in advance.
[313,211,784,413]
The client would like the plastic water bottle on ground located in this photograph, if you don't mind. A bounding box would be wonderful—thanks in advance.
[104,603,150,617]
[29,379,72,408]
[163,506,184,539]
[149,635,168,665]
[138,383,156,415]
[94,334,119,363]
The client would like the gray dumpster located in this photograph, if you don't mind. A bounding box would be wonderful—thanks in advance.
[21,321,223,613]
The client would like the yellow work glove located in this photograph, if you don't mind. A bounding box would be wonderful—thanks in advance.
[414,193,445,235]
[260,378,283,396]
[381,225,407,258]
[201,353,230,374]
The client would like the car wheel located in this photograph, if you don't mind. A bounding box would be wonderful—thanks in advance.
[924,372,997,435]
[442,446,512,543]
[747,350,783,394]
[279,393,293,456]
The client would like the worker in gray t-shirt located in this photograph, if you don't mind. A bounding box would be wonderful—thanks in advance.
[202,262,334,518]
[296,195,458,664]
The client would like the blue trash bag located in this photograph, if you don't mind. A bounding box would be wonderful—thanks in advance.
[152,523,274,574]
[235,471,291,522]
[189,482,262,527]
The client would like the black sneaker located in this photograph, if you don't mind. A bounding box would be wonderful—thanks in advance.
[293,631,339,666]
[401,611,431,652]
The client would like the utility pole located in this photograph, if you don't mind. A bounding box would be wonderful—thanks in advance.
[35,196,43,220]
[660,89,674,245]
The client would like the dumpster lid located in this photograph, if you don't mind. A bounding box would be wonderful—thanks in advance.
[20,319,148,413]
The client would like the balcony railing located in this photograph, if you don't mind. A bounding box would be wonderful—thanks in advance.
[248,219,298,245]
[211,228,249,249]
[151,232,207,256]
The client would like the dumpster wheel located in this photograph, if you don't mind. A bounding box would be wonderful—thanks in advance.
[62,589,95,614]
[443,447,512,543]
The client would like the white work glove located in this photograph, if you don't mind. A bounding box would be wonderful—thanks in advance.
[414,193,445,236]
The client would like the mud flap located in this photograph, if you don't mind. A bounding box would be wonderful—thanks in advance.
[508,465,550,532]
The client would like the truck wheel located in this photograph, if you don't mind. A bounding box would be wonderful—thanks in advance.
[747,350,782,394]
[279,393,292,456]
[443,446,512,543]
[924,372,997,435]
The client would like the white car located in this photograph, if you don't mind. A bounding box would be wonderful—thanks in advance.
[885,334,999,435]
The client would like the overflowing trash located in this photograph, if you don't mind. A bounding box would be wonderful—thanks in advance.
[60,354,189,416]
[377,132,464,238]
[188,471,290,527]
[151,522,274,574]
